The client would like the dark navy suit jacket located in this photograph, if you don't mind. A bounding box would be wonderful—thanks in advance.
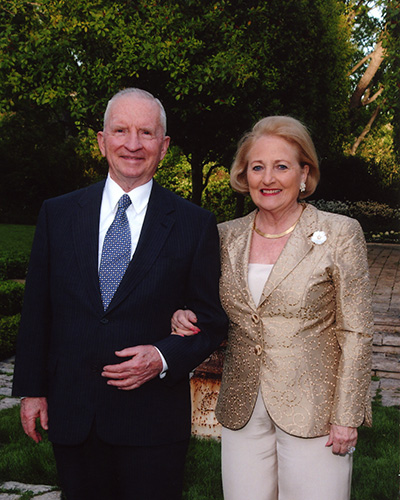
[12,180,227,446]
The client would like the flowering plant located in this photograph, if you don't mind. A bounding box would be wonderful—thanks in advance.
[311,231,327,245]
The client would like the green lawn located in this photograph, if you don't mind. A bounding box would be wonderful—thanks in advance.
[0,393,398,500]
[351,393,400,500]
[0,224,35,280]
[0,224,35,256]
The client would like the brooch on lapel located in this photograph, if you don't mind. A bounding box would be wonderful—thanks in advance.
[310,231,327,245]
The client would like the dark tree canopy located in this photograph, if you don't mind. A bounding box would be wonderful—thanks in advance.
[2,0,393,221]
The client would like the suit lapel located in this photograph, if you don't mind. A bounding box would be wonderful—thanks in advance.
[106,181,175,312]
[226,211,256,307]
[260,204,319,303]
[73,181,105,314]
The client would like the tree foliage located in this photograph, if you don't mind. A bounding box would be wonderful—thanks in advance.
[384,0,400,163]
[344,0,399,186]
[0,0,351,216]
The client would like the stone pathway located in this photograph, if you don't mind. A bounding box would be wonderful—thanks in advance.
[368,243,400,322]
[367,243,400,407]
[0,482,60,500]
[0,359,17,412]
[0,243,398,498]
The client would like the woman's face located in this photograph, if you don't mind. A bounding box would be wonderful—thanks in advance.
[246,135,308,216]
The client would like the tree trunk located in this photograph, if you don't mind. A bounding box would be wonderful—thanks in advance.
[350,105,381,155]
[349,40,385,109]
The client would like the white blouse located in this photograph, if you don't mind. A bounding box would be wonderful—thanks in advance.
[248,263,273,306]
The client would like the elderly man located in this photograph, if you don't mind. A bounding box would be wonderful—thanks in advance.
[12,88,227,500]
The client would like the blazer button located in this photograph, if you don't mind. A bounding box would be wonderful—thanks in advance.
[254,345,262,356]
[100,318,109,325]
[251,313,260,324]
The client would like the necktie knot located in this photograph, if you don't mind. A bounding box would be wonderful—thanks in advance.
[118,194,132,211]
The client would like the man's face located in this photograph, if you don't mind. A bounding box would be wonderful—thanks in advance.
[97,95,170,192]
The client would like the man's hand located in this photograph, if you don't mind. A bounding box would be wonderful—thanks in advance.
[20,397,48,443]
[102,345,163,390]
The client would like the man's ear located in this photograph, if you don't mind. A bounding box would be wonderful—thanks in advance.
[160,135,170,161]
[97,131,106,157]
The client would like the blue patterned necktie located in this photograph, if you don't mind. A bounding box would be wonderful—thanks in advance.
[99,194,132,310]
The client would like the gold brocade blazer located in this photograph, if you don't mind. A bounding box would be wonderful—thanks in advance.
[215,204,373,438]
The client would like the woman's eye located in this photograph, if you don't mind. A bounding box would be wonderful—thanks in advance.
[252,165,263,171]
[277,164,288,170]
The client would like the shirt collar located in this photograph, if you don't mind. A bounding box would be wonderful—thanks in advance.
[104,175,153,214]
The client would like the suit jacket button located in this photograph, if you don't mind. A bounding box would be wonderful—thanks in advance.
[251,313,260,324]
[254,345,262,356]
[100,318,109,324]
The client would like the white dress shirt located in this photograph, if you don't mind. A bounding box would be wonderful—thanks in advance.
[98,175,152,267]
[99,175,168,375]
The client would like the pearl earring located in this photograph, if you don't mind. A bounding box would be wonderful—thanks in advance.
[300,182,306,193]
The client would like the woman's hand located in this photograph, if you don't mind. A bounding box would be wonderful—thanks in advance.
[326,424,357,456]
[171,309,200,337]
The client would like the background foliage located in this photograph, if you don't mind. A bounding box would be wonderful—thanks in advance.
[0,0,398,225]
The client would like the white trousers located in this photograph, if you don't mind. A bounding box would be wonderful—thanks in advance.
[221,391,352,500]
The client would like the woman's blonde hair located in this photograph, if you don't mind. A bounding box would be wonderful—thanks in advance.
[230,116,320,199]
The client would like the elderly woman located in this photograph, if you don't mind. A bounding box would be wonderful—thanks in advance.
[172,116,373,500]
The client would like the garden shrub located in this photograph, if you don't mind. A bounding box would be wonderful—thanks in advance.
[309,199,400,239]
[0,281,25,316]
[0,254,29,281]
[316,155,399,206]
[0,314,20,360]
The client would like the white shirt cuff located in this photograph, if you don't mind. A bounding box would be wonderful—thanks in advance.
[154,347,168,379]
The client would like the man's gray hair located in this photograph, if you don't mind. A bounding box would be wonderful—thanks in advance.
[103,88,167,135]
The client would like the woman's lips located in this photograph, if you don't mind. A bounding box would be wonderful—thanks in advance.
[260,189,281,195]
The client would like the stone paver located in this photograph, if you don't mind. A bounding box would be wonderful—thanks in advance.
[0,482,61,499]
[35,494,61,500]
[367,243,400,321]
[0,398,19,411]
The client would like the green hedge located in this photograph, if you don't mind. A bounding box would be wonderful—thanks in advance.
[0,280,25,360]
[0,314,20,360]
[0,254,29,281]
[309,200,400,241]
[0,280,25,316]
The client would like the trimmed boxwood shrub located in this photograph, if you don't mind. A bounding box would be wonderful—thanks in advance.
[309,200,400,239]
[0,281,25,316]
[0,254,29,281]
[0,314,20,360]
[0,279,24,360]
